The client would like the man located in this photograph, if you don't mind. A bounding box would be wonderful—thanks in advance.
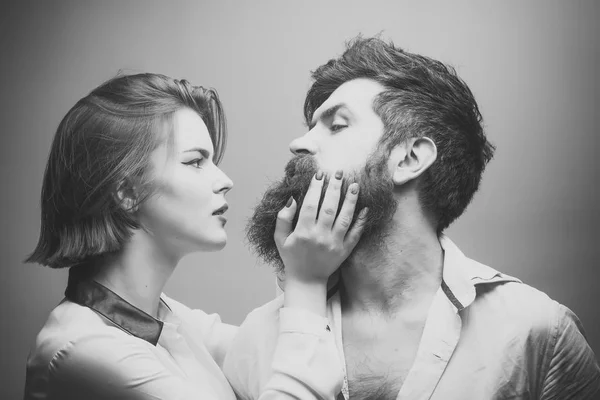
[223,37,600,399]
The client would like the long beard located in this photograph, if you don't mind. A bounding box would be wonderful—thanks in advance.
[246,154,397,272]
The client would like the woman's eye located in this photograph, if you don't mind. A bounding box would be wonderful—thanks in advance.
[184,158,204,168]
[331,124,347,132]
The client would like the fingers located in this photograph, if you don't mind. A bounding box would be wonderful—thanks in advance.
[296,171,324,227]
[332,182,359,237]
[343,207,369,249]
[317,169,344,230]
[274,197,297,249]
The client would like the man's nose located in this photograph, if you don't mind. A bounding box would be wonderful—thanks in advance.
[289,133,317,156]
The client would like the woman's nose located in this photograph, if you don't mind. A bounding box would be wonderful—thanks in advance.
[214,169,233,194]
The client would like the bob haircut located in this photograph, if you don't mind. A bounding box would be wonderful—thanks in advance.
[26,73,227,268]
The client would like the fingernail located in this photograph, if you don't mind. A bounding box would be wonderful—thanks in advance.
[315,170,323,180]
[361,207,369,216]
[350,183,359,194]
[286,196,293,207]
[335,170,343,180]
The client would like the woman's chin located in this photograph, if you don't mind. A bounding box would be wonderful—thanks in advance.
[209,239,227,252]
[176,230,228,254]
[196,236,227,253]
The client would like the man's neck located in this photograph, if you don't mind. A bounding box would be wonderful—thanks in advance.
[340,215,443,316]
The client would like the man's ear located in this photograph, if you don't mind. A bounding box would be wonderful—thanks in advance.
[390,137,437,186]
[114,179,138,213]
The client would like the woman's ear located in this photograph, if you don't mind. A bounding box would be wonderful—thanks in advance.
[114,179,138,213]
[390,137,437,186]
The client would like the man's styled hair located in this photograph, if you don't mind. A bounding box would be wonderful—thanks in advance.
[304,37,495,233]
[26,73,227,268]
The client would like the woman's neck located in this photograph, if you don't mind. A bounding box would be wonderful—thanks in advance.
[91,231,180,318]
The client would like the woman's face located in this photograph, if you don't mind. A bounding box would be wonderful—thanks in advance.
[137,108,233,256]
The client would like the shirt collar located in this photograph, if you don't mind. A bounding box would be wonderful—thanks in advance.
[64,267,171,346]
[439,234,521,313]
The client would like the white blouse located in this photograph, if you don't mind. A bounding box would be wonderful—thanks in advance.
[24,275,343,400]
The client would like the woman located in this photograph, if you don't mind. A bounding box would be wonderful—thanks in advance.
[23,73,366,399]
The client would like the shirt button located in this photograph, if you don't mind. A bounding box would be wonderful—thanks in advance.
[326,325,331,332]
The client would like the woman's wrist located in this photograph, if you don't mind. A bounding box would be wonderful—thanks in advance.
[283,278,328,317]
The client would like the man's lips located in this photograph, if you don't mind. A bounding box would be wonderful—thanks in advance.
[212,204,229,215]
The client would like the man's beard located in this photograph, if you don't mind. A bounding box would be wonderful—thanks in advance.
[246,153,397,273]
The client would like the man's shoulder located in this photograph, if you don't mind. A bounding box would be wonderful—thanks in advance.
[477,280,558,315]
[466,260,600,396]
[467,260,563,334]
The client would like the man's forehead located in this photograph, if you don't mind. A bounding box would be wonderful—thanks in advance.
[315,78,385,116]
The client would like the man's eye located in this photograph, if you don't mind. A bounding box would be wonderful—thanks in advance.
[331,124,347,132]
[184,158,204,168]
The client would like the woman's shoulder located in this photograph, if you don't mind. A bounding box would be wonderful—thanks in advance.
[24,298,203,400]
[25,299,169,398]
[27,299,139,374]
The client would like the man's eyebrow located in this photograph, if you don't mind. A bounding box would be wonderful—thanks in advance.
[309,103,348,129]
[183,148,211,158]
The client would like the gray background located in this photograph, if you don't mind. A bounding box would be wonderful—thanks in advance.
[1,1,598,397]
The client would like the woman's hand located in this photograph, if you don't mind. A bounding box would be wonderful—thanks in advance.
[274,169,367,315]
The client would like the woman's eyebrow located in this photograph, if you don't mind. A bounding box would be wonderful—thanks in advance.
[183,148,211,158]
